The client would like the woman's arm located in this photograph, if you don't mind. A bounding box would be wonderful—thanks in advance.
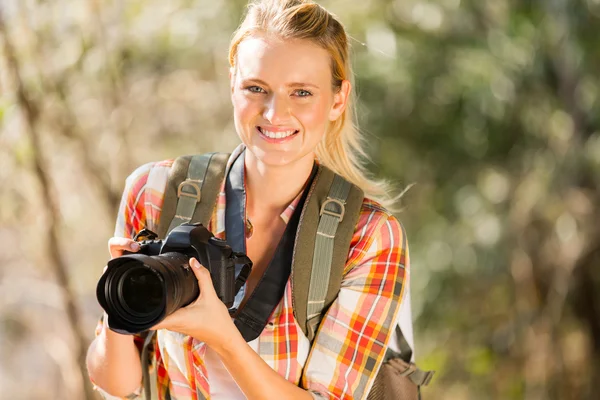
[154,257,316,400]
[212,333,314,400]
[86,317,144,398]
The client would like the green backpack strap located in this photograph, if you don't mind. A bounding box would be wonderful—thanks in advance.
[291,165,364,342]
[157,152,230,238]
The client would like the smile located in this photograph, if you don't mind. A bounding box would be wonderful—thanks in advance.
[257,126,299,141]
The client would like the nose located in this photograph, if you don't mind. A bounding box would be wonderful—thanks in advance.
[263,93,290,125]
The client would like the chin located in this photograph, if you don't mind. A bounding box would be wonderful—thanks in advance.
[249,146,298,166]
[245,143,314,169]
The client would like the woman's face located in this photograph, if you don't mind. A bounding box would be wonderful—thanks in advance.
[230,35,350,168]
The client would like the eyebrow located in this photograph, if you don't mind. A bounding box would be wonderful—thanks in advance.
[242,78,320,89]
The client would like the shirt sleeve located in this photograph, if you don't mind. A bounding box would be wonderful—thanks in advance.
[113,161,156,239]
[301,208,408,400]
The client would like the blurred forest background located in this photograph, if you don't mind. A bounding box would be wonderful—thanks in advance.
[1,0,599,399]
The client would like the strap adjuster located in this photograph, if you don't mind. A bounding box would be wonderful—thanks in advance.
[177,180,201,202]
[319,198,345,222]
[399,363,417,377]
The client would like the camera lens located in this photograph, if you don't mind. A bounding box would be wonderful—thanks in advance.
[119,268,163,315]
[97,252,200,334]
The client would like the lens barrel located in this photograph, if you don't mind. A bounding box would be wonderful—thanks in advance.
[97,252,199,334]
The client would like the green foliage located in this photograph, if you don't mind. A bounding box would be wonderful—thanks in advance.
[1,0,599,399]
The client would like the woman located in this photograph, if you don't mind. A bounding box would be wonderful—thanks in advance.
[86,1,409,399]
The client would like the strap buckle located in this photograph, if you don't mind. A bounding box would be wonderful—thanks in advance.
[133,228,158,242]
[177,180,201,202]
[421,370,435,386]
[319,198,345,222]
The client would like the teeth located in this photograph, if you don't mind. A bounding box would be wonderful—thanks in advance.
[261,128,296,139]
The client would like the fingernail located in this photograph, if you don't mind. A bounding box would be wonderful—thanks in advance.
[130,242,140,251]
[191,258,200,268]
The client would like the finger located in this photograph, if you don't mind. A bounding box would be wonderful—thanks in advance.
[189,258,217,298]
[108,237,140,259]
[152,311,185,333]
[151,317,169,331]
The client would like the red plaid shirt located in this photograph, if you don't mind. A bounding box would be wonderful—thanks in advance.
[93,145,409,400]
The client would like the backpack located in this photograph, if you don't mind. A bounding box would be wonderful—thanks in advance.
[140,152,434,400]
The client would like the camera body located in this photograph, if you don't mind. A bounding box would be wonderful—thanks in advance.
[97,223,245,335]
[135,223,239,307]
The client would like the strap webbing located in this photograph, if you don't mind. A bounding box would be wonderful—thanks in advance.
[291,167,364,343]
[381,325,435,387]
[157,152,229,239]
[142,330,156,400]
[306,174,352,338]
[167,154,212,233]
[397,328,413,362]
[226,151,319,341]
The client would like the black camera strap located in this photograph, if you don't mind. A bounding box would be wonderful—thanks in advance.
[225,150,317,342]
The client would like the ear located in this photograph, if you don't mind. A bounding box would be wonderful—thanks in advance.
[328,80,351,121]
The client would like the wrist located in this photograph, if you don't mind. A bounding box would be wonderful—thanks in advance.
[211,325,247,358]
[100,323,135,348]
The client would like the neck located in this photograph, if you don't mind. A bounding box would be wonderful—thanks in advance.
[244,152,314,218]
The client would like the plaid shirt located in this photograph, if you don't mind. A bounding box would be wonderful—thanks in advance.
[93,145,409,400]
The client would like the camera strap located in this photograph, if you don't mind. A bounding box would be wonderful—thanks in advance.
[225,150,317,342]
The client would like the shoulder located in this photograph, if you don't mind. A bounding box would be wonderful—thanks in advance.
[115,159,175,236]
[345,198,407,273]
[125,159,174,185]
[123,159,174,197]
[118,159,174,223]
[354,197,405,239]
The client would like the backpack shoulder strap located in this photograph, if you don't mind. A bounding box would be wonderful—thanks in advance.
[157,152,230,238]
[292,165,364,342]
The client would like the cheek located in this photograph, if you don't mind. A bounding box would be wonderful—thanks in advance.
[295,100,331,131]
[232,93,258,121]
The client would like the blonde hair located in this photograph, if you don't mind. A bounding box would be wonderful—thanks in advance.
[229,0,399,210]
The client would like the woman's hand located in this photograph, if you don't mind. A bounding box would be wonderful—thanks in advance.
[107,237,140,259]
[152,258,238,349]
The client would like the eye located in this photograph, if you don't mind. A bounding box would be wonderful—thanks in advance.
[245,86,266,94]
[294,89,312,97]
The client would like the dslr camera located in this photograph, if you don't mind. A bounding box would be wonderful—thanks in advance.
[96,223,251,335]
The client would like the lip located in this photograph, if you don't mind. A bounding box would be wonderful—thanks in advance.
[258,125,298,133]
[256,126,299,143]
